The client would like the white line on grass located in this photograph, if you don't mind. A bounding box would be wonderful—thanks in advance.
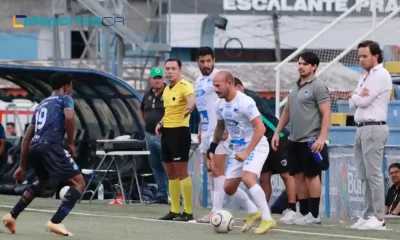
[0,205,392,240]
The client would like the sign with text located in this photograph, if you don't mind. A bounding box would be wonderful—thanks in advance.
[12,15,124,29]
[223,0,399,13]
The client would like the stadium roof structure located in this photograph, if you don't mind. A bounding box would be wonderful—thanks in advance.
[0,64,145,140]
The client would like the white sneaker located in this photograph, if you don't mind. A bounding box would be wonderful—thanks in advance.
[293,213,322,225]
[358,216,386,230]
[350,217,367,229]
[279,209,297,224]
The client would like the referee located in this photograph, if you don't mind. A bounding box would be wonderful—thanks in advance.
[156,58,196,222]
[272,51,331,225]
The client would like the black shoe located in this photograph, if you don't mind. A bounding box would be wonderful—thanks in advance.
[152,198,169,205]
[173,212,193,222]
[158,211,180,221]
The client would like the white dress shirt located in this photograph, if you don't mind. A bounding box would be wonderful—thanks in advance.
[349,64,392,123]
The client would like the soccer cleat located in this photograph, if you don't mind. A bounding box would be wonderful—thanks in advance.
[158,211,180,221]
[173,212,194,222]
[196,212,213,223]
[241,210,262,232]
[45,221,73,236]
[254,219,277,235]
[2,213,16,233]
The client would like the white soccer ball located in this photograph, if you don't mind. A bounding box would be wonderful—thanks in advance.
[59,186,70,200]
[210,210,235,233]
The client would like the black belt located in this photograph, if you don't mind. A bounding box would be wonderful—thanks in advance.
[356,121,386,127]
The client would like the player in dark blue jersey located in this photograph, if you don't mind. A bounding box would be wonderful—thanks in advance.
[2,72,85,236]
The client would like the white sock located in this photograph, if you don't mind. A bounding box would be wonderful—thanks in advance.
[208,172,214,202]
[231,187,258,214]
[249,184,273,220]
[212,176,226,212]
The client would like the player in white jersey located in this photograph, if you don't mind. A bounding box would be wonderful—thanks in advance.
[207,70,276,235]
[195,47,230,223]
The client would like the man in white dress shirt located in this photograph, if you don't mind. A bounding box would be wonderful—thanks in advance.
[349,40,392,230]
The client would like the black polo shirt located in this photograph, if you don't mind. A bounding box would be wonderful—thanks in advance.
[140,87,165,134]
[385,184,400,215]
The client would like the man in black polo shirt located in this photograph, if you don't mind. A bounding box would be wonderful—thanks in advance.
[140,67,169,204]
[385,163,400,216]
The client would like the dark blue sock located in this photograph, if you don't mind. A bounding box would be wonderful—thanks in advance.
[11,184,40,219]
[51,187,81,224]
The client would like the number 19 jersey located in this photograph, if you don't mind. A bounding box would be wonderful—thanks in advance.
[31,95,74,145]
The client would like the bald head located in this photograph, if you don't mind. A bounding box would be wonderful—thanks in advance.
[213,69,236,99]
[214,70,234,83]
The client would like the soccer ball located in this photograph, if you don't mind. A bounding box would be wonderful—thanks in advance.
[210,210,235,233]
[59,186,70,200]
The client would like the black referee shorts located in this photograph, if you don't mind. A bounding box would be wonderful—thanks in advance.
[161,127,191,163]
[288,140,329,177]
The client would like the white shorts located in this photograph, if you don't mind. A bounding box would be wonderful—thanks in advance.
[225,146,269,179]
[200,134,230,155]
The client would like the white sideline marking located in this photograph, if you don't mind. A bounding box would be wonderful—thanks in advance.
[0,205,392,240]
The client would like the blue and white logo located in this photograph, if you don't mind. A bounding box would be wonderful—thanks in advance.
[199,110,209,131]
[196,98,207,109]
[225,119,239,127]
[196,89,206,97]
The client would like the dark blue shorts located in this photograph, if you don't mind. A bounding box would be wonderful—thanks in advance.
[28,142,80,181]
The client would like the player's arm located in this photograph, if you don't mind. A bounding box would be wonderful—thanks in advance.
[184,82,196,113]
[140,95,145,120]
[244,100,265,154]
[19,124,35,170]
[212,120,225,143]
[275,102,290,134]
[63,95,75,146]
[315,83,331,142]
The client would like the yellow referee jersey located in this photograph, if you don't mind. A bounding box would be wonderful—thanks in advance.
[162,79,195,128]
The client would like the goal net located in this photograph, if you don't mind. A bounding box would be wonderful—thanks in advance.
[274,0,400,115]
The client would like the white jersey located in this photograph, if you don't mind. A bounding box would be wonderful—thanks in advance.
[216,91,268,152]
[195,69,219,137]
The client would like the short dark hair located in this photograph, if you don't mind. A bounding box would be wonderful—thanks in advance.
[6,122,15,127]
[165,58,182,69]
[389,162,400,171]
[234,77,243,86]
[50,72,73,90]
[357,40,383,63]
[298,51,320,67]
[197,46,215,59]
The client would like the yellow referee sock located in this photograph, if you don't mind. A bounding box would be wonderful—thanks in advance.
[169,179,181,214]
[180,177,193,214]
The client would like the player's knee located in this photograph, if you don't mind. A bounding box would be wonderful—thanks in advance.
[280,172,291,182]
[241,172,257,189]
[69,174,86,193]
[259,172,271,185]
[223,184,236,196]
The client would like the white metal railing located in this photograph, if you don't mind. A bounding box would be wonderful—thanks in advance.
[273,0,376,118]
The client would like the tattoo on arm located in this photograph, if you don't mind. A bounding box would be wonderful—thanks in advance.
[213,120,225,143]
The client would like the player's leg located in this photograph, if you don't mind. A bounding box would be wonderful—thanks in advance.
[171,127,194,221]
[159,129,180,220]
[241,147,276,234]
[224,155,258,220]
[3,146,50,233]
[197,138,228,223]
[44,145,86,236]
